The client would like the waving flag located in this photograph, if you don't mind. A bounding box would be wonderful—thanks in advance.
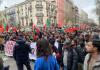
[0,24,4,32]
[43,23,46,30]
[3,22,7,30]
[32,23,36,30]
[46,18,50,27]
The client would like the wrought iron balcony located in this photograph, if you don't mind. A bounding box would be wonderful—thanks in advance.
[35,4,43,8]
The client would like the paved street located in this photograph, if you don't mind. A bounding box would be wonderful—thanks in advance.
[0,52,34,70]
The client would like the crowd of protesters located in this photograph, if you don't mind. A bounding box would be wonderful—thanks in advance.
[0,25,100,70]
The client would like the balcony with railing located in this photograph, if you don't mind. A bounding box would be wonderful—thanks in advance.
[35,4,43,8]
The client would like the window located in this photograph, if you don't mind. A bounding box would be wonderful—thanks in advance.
[30,14,32,17]
[30,3,32,5]
[26,12,27,15]
[36,1,42,5]
[36,13,44,17]
[26,19,28,25]
[25,7,27,9]
[37,17,43,24]
[22,8,23,11]
[31,19,33,22]
[36,8,43,11]
[35,4,43,9]
[22,18,24,26]
[29,19,33,26]
[30,5,32,10]
[30,10,32,13]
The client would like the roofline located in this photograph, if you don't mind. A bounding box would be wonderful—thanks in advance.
[4,0,33,11]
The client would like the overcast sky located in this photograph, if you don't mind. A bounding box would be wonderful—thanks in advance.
[73,0,97,23]
[0,0,98,23]
[0,0,25,10]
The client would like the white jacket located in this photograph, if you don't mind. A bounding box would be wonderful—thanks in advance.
[84,53,100,70]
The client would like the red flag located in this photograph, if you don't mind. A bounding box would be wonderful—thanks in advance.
[33,25,40,34]
[43,23,46,30]
[0,24,2,28]
[6,24,9,32]
[32,23,36,30]
[80,23,86,29]
[13,27,17,32]
[0,24,4,32]
[36,27,40,34]
[58,21,63,27]
[65,27,78,33]
[72,27,79,31]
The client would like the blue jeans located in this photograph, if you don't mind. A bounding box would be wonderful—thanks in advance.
[64,66,67,70]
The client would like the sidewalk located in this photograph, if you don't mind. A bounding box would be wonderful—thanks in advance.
[0,52,34,70]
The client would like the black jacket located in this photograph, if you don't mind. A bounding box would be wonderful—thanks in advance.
[75,45,87,63]
[62,48,78,70]
[0,57,3,70]
[13,40,31,62]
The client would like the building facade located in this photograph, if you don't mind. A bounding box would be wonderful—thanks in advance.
[3,0,57,28]
[72,6,79,24]
[96,0,100,25]
[56,0,64,27]
[0,11,5,25]
[15,0,35,28]
[56,0,78,27]
[64,0,74,26]
[1,0,88,28]
[78,8,88,24]
[47,0,57,26]
[5,6,17,26]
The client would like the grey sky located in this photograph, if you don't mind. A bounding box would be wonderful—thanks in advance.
[0,0,25,10]
[73,0,97,23]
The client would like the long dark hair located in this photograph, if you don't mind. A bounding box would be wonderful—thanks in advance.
[36,38,53,60]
